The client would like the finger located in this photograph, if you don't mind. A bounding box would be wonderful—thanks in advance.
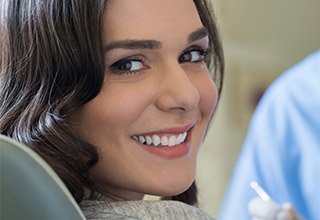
[252,217,264,220]
[279,203,301,220]
[248,197,281,218]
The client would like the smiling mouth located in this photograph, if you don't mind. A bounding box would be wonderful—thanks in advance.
[132,132,188,147]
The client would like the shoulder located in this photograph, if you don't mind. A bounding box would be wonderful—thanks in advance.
[242,50,320,156]
[265,50,320,104]
[80,199,215,220]
[252,50,320,126]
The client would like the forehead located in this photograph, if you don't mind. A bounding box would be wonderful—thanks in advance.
[102,0,203,44]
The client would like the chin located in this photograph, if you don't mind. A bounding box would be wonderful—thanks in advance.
[149,172,195,197]
[171,179,194,197]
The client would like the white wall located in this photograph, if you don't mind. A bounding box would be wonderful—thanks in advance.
[197,0,320,216]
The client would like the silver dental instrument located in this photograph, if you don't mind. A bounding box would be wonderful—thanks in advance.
[250,181,272,202]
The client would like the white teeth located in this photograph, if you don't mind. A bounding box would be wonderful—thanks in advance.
[152,135,161,146]
[138,136,145,144]
[168,136,176,146]
[161,136,169,146]
[182,132,187,141]
[177,134,183,144]
[133,131,188,147]
[146,136,152,145]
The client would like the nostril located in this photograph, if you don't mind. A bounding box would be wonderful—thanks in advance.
[155,82,200,113]
[155,63,201,113]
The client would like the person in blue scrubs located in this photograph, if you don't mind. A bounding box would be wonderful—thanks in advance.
[219,50,320,220]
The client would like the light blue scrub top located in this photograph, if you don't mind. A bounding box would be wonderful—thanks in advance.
[219,50,320,220]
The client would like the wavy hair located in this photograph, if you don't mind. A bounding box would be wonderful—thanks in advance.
[0,0,223,205]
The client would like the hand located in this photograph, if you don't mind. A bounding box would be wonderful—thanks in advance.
[248,197,301,220]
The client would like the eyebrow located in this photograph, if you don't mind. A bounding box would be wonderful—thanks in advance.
[104,27,209,52]
[188,27,209,43]
[104,40,161,52]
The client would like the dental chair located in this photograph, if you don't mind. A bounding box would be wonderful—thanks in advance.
[0,134,85,220]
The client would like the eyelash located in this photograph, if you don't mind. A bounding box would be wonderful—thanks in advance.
[109,46,210,75]
[179,46,210,64]
[109,56,148,75]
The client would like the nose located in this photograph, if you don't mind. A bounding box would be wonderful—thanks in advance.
[155,63,200,113]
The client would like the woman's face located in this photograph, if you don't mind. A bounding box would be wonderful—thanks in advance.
[74,0,218,200]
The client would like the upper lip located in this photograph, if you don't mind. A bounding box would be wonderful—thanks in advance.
[133,121,196,136]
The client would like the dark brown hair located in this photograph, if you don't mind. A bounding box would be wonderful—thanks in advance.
[0,0,223,205]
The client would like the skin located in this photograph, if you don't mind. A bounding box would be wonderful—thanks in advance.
[72,0,218,200]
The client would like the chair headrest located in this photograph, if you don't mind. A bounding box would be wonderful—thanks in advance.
[0,134,85,220]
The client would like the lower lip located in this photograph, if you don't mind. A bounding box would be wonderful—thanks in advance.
[136,132,192,159]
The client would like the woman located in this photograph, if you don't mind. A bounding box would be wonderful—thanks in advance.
[0,0,224,219]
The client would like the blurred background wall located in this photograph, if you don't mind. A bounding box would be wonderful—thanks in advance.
[197,0,320,216]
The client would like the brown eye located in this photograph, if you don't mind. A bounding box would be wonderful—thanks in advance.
[111,59,144,71]
[109,56,149,75]
[179,48,209,63]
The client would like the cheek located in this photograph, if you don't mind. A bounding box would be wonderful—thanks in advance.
[197,75,218,119]
[87,83,155,129]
